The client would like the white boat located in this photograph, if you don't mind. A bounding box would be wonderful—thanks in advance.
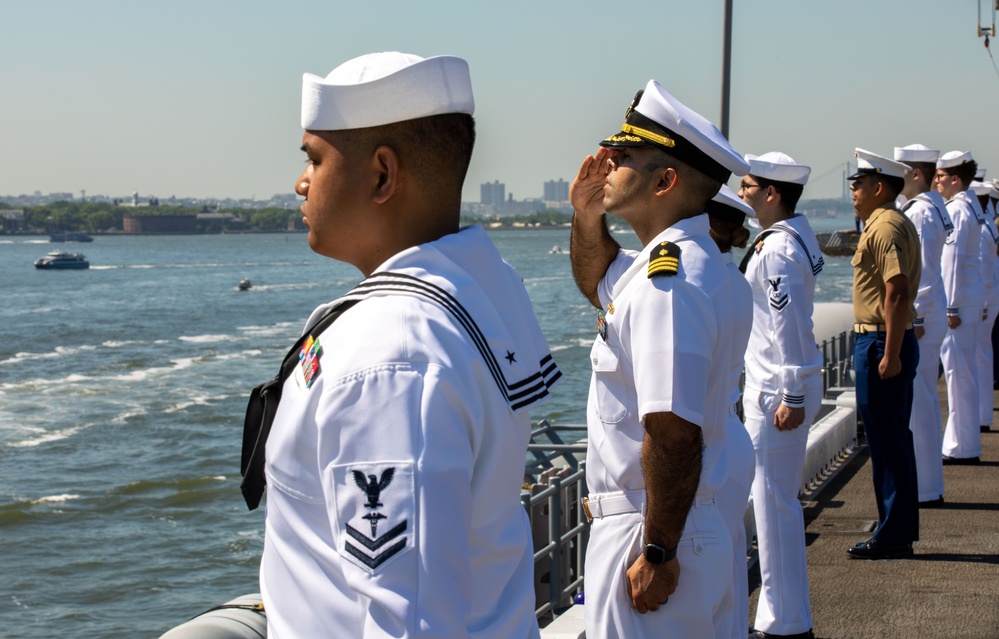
[34,251,89,270]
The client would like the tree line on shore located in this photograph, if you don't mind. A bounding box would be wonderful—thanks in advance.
[0,200,577,234]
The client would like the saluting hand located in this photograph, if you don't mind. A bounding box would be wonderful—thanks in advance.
[570,147,613,219]
[626,554,679,614]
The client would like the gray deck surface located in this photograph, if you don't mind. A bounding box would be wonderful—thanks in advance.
[747,382,999,639]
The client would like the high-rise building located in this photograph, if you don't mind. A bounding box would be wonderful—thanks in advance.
[480,180,505,206]
[543,179,569,203]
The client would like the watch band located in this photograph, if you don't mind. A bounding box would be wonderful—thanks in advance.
[643,542,677,564]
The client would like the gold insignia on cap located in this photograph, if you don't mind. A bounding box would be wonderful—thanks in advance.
[648,241,681,278]
[621,124,675,149]
[604,133,644,145]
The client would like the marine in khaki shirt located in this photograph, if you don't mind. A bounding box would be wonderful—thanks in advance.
[845,148,921,562]
[852,205,921,326]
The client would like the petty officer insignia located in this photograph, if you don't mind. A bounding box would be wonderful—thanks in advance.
[648,240,681,278]
[335,461,414,573]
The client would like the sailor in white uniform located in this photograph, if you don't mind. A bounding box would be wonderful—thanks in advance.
[937,151,987,463]
[255,52,560,639]
[738,153,822,639]
[972,175,999,431]
[706,185,757,639]
[570,80,749,639]
[894,144,953,505]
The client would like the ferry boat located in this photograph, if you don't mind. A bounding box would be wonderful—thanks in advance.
[34,251,90,270]
[815,229,860,257]
[49,231,93,243]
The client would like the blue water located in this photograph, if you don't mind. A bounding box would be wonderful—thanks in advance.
[0,219,854,637]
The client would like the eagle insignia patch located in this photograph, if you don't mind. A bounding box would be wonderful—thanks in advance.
[333,461,414,573]
[648,241,681,278]
[767,276,789,311]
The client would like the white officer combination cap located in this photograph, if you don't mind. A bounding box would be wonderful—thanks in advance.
[707,183,756,220]
[301,52,475,131]
[971,180,993,197]
[600,79,749,183]
[893,144,940,164]
[744,151,811,186]
[937,150,974,169]
[849,148,910,180]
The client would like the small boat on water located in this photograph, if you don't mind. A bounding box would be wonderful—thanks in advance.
[238,278,252,291]
[49,231,93,243]
[549,245,565,254]
[34,251,90,270]
[815,230,860,257]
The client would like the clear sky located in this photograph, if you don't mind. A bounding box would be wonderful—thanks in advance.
[1,0,997,203]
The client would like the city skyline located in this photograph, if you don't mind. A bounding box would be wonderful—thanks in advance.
[2,1,998,204]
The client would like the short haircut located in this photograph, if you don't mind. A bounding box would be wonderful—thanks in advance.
[877,174,905,198]
[752,175,805,213]
[940,160,978,188]
[644,150,723,217]
[344,113,476,198]
[908,162,937,184]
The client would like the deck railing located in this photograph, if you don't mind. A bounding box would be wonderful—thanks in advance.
[526,329,859,626]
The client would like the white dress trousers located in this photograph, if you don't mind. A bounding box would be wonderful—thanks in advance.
[742,384,821,636]
[911,317,947,501]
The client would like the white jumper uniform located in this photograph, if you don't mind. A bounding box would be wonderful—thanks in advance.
[742,214,823,637]
[978,204,999,428]
[584,214,735,639]
[941,190,987,459]
[260,226,560,639]
[715,253,755,639]
[901,190,952,501]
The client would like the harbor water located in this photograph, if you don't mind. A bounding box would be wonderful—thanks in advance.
[0,218,855,637]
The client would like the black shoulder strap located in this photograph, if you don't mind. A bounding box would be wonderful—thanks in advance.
[240,299,360,510]
[739,229,774,274]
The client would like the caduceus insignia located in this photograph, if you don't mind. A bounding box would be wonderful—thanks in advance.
[353,468,395,509]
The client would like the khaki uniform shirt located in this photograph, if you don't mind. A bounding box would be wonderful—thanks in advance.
[851,206,921,324]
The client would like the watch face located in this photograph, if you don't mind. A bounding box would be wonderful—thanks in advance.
[644,543,666,564]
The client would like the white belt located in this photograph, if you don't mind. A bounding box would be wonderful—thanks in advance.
[582,490,715,522]
[582,490,645,521]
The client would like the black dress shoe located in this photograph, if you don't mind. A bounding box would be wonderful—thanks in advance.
[847,538,914,560]
[981,425,991,433]
[748,630,815,639]
[919,497,945,508]
[942,455,981,465]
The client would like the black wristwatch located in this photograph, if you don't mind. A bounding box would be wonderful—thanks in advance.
[643,543,677,564]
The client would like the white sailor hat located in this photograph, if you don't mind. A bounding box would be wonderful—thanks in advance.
[600,80,749,182]
[848,148,910,180]
[937,150,974,169]
[706,184,756,221]
[744,151,810,185]
[976,167,988,180]
[971,180,993,197]
[301,52,474,131]
[992,181,999,199]
[893,144,940,164]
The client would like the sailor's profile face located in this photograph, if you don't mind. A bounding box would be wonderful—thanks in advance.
[295,130,369,263]
[603,146,660,217]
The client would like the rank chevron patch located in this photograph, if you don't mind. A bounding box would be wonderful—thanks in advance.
[768,277,789,311]
[334,461,414,574]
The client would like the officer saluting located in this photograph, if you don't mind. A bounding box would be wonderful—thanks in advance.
[893,144,953,506]
[570,80,749,638]
[937,151,987,464]
[254,52,561,638]
[847,148,921,560]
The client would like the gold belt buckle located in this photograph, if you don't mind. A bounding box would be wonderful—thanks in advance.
[582,496,593,522]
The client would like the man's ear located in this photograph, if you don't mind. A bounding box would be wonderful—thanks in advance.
[654,167,678,196]
[371,145,400,204]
